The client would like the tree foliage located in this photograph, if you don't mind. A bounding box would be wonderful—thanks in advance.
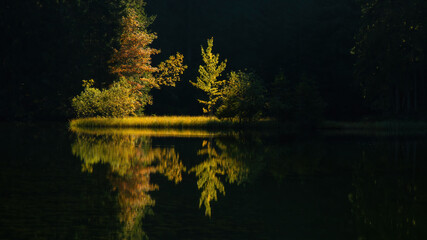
[217,71,266,120]
[109,8,160,88]
[156,53,188,87]
[191,38,227,115]
[269,72,325,127]
[353,0,427,115]
[73,7,187,117]
[72,78,139,118]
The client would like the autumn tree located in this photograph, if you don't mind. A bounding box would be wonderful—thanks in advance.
[109,8,187,113]
[191,38,227,115]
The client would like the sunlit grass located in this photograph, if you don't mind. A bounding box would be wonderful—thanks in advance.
[70,125,221,138]
[69,116,276,129]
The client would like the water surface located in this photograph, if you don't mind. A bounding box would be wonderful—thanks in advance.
[1,123,426,239]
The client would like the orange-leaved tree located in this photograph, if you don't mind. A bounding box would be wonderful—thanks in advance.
[109,8,187,113]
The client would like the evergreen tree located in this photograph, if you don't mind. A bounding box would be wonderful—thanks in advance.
[353,0,427,115]
[191,38,227,115]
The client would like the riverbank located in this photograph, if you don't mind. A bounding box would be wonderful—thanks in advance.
[69,116,427,133]
[69,116,277,129]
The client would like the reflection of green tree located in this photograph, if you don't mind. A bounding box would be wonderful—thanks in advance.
[190,140,249,216]
[71,133,185,239]
[349,142,423,240]
[72,134,151,175]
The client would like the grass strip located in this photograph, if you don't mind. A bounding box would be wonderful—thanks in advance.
[69,116,277,130]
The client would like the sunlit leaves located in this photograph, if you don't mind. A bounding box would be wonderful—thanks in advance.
[156,52,188,87]
[109,8,187,95]
[71,77,140,117]
[109,8,160,88]
[190,37,227,114]
[217,70,266,120]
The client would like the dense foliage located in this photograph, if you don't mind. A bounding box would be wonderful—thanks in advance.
[72,7,186,117]
[353,0,427,116]
[72,78,139,117]
[270,73,325,127]
[190,38,227,115]
[217,71,266,120]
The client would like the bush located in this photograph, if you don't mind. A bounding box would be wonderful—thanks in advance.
[71,80,102,118]
[216,71,266,121]
[72,77,142,118]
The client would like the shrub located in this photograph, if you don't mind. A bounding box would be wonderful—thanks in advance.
[71,80,102,118]
[72,77,141,118]
[217,71,266,121]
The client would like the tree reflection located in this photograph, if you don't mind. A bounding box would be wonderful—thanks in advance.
[190,139,249,217]
[71,133,185,239]
[349,141,424,240]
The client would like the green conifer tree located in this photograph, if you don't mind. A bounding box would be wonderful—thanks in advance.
[190,38,227,115]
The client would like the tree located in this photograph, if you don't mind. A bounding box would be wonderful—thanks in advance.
[191,38,227,115]
[217,71,266,120]
[109,8,161,88]
[268,72,325,127]
[353,0,427,115]
[109,8,187,114]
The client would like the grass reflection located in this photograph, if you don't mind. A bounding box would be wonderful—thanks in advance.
[70,125,220,138]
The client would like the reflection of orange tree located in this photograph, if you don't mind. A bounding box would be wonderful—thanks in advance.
[71,133,185,238]
[190,140,248,216]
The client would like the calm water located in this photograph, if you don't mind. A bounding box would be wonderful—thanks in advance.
[1,123,426,240]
